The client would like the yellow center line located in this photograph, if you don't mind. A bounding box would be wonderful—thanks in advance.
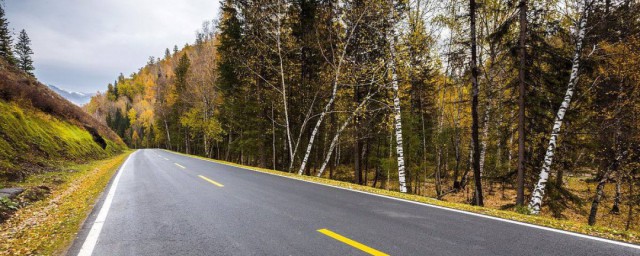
[198,175,224,187]
[317,229,389,256]
[174,163,186,169]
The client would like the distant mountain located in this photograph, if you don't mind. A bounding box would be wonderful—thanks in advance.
[47,85,95,106]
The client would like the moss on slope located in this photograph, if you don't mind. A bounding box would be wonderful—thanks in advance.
[0,100,126,183]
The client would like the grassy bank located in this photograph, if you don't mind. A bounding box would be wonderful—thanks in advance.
[166,150,640,245]
[0,151,132,255]
[0,100,126,183]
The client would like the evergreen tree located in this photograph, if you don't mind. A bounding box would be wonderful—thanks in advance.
[174,53,190,93]
[216,0,242,93]
[14,29,34,76]
[164,48,171,59]
[0,4,15,64]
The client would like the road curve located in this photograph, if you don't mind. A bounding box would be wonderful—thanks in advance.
[67,149,640,256]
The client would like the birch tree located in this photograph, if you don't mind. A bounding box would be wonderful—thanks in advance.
[274,0,295,168]
[317,81,384,177]
[297,2,362,175]
[387,3,408,193]
[529,1,591,214]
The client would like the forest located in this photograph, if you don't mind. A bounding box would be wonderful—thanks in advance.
[85,0,640,231]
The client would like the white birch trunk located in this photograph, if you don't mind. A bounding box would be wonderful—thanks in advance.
[272,104,276,169]
[298,81,337,175]
[164,118,171,150]
[317,88,381,177]
[388,23,408,193]
[479,103,491,177]
[276,0,294,167]
[528,5,589,214]
[297,5,354,175]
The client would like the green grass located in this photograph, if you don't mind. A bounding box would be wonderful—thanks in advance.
[0,151,132,255]
[0,100,126,182]
[166,149,640,245]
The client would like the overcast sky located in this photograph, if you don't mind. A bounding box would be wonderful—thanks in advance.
[4,0,219,93]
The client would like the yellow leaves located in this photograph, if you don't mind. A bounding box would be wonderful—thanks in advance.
[598,36,640,79]
[127,108,137,125]
[180,108,224,141]
[132,130,140,144]
[139,109,154,128]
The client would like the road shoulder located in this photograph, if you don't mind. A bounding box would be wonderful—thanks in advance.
[0,151,133,256]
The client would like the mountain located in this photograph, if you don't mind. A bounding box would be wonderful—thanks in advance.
[47,84,95,106]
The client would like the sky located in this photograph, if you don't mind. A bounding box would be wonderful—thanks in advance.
[4,0,220,93]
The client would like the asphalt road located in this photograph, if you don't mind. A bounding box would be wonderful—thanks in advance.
[68,149,640,256]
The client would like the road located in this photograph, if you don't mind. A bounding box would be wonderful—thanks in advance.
[68,149,640,256]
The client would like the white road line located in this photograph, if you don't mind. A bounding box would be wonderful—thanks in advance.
[164,150,640,250]
[77,151,136,256]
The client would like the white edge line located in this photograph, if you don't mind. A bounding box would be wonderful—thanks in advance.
[77,151,136,256]
[163,149,640,250]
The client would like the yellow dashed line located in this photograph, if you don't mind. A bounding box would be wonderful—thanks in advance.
[198,175,224,187]
[317,229,389,256]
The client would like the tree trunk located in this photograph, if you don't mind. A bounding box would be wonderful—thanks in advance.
[275,1,294,170]
[516,0,528,207]
[470,0,483,206]
[611,171,622,214]
[272,104,277,170]
[164,118,171,150]
[185,128,189,154]
[298,78,338,175]
[354,86,362,184]
[460,145,473,190]
[388,20,408,193]
[317,87,381,177]
[588,172,611,226]
[528,4,589,214]
[225,130,232,161]
[626,177,634,230]
[297,17,355,174]
[479,102,491,179]
[556,165,564,188]
[436,148,443,198]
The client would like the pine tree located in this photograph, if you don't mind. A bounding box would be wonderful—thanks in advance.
[174,53,190,93]
[15,29,34,76]
[0,4,16,65]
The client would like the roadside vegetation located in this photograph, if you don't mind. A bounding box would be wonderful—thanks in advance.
[0,62,127,223]
[0,100,123,181]
[0,152,131,255]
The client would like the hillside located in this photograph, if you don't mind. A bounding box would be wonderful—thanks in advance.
[0,58,126,184]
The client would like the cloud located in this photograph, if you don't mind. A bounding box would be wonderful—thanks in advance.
[4,0,219,92]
